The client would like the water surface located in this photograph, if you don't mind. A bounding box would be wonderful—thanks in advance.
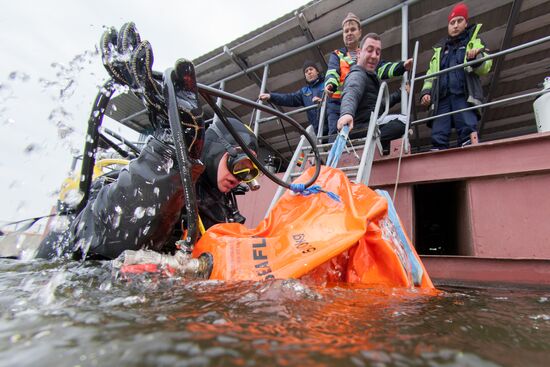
[1,259,549,366]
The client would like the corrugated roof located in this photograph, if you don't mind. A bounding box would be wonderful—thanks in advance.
[107,0,550,164]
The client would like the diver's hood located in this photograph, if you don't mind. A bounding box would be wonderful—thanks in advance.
[202,117,259,188]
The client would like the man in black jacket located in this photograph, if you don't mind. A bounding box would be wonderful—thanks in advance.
[337,33,407,153]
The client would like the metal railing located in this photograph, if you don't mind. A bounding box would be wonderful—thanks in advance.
[266,125,316,215]
[356,82,390,185]
[202,1,419,88]
[410,34,550,132]
[199,1,416,164]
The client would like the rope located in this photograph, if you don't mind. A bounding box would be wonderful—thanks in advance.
[289,183,341,203]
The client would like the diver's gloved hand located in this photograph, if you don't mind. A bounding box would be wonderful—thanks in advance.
[100,22,141,89]
[130,40,167,120]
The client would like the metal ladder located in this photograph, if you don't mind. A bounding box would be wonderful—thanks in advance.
[265,82,392,215]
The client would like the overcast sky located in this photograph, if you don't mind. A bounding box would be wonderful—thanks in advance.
[0,0,311,223]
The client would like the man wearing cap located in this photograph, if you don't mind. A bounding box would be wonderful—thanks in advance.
[259,60,327,136]
[336,33,410,154]
[420,3,492,149]
[324,12,412,142]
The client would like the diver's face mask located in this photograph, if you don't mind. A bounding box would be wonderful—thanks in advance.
[227,149,260,183]
[209,121,261,190]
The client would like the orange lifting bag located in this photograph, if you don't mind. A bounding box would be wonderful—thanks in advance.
[192,166,434,289]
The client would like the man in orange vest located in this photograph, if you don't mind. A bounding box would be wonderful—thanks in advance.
[324,12,412,142]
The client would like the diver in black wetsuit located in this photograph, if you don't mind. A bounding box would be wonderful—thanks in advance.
[35,23,260,261]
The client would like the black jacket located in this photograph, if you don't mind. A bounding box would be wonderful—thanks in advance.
[339,64,401,126]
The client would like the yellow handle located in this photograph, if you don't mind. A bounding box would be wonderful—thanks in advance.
[93,159,129,178]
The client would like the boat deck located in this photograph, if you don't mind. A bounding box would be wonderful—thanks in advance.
[238,131,550,286]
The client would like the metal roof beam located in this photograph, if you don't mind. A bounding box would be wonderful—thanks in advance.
[479,0,523,137]
[223,46,263,87]
[210,0,421,86]
[200,89,290,164]
[295,11,327,69]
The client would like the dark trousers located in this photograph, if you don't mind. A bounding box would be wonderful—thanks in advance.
[351,119,406,155]
[432,94,478,149]
[327,101,341,143]
[380,120,406,154]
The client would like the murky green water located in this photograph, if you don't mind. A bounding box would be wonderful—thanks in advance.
[1,259,549,367]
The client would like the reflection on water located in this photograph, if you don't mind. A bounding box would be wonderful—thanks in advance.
[1,259,549,367]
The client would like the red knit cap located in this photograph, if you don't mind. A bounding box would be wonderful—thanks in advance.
[448,3,469,22]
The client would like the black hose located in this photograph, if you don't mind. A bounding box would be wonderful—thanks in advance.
[198,84,321,189]
[102,127,141,155]
[163,68,199,250]
[76,80,115,214]
[99,134,131,158]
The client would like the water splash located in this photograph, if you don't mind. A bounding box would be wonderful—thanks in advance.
[33,271,68,306]
[111,206,122,229]
[160,157,174,174]
[131,207,145,223]
[145,206,156,217]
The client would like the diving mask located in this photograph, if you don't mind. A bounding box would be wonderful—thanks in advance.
[227,151,260,183]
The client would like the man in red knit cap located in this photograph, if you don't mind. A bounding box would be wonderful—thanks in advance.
[420,3,492,150]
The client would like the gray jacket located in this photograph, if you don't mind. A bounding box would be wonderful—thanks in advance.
[340,65,401,125]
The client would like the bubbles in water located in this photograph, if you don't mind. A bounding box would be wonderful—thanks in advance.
[3,117,16,126]
[131,207,145,223]
[103,295,147,307]
[59,79,76,99]
[23,143,40,154]
[530,314,550,320]
[57,122,75,139]
[8,71,30,82]
[112,206,122,229]
[64,189,84,208]
[161,158,173,174]
[33,271,68,306]
[76,237,93,258]
[50,215,72,232]
[145,206,156,217]
[99,279,112,291]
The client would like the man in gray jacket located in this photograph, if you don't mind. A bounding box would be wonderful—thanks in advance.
[337,33,407,154]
